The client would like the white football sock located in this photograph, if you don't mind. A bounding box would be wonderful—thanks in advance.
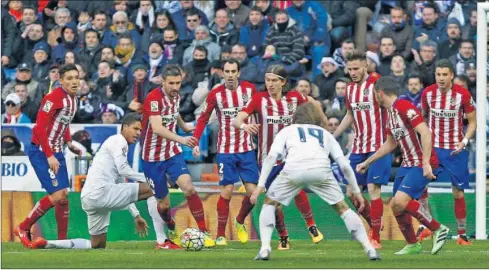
[147,196,168,244]
[341,209,374,253]
[259,204,276,252]
[46,239,91,249]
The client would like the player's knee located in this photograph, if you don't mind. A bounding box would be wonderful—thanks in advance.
[333,200,350,214]
[367,184,381,199]
[49,189,68,204]
[390,197,406,214]
[182,186,196,197]
[263,196,279,206]
[157,200,170,211]
[220,186,233,200]
[452,188,464,199]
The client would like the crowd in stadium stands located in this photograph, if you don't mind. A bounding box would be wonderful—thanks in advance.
[0,0,486,172]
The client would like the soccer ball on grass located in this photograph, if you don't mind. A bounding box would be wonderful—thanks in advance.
[180,228,205,251]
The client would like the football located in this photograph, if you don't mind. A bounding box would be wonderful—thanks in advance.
[180,228,205,251]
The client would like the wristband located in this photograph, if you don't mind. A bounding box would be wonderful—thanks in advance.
[240,123,247,130]
[461,138,469,146]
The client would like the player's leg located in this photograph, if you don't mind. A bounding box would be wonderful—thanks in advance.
[416,187,432,242]
[52,153,70,240]
[215,153,238,245]
[147,196,169,249]
[347,154,372,228]
[293,190,323,243]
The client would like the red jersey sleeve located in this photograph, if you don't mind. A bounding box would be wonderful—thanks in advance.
[194,91,217,140]
[32,93,64,157]
[64,126,72,142]
[398,100,424,129]
[142,90,163,117]
[345,83,352,110]
[460,87,475,114]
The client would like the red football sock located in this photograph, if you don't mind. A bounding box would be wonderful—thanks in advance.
[275,207,288,238]
[236,195,254,224]
[217,196,230,238]
[55,199,69,240]
[20,195,54,231]
[157,204,175,231]
[186,193,207,232]
[395,212,417,244]
[454,197,467,235]
[404,200,440,231]
[370,198,383,242]
[294,190,315,227]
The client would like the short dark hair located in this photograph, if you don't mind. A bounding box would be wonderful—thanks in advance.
[194,45,208,56]
[164,27,177,35]
[345,49,366,63]
[84,28,100,40]
[92,9,107,19]
[460,39,474,48]
[275,10,288,19]
[222,58,241,71]
[250,6,262,14]
[454,74,469,84]
[408,74,422,84]
[59,64,79,78]
[380,35,395,44]
[423,2,439,13]
[390,6,405,14]
[161,64,182,79]
[435,59,454,74]
[342,38,355,47]
[121,113,142,129]
[99,60,114,69]
[118,33,133,43]
[185,8,200,18]
[374,76,399,96]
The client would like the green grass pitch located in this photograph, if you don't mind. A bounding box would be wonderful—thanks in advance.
[2,240,489,268]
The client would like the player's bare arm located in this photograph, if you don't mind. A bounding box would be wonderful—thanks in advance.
[233,111,260,135]
[177,114,195,133]
[333,109,353,138]
[452,111,476,156]
[149,115,197,147]
[356,134,397,174]
[414,121,436,180]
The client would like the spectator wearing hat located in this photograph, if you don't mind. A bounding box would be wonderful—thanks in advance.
[172,0,209,36]
[366,51,380,73]
[438,18,462,59]
[1,93,31,124]
[162,28,185,65]
[184,46,211,88]
[31,41,52,83]
[103,11,142,50]
[209,9,239,48]
[314,57,344,105]
[143,37,168,85]
[1,129,25,156]
[12,22,45,64]
[14,83,39,122]
[399,74,424,110]
[141,10,177,54]
[52,22,79,64]
[114,62,153,113]
[413,2,447,51]
[2,6,18,68]
[449,39,475,76]
[380,6,414,60]
[77,29,104,78]
[231,44,259,84]
[182,25,220,65]
[2,63,42,105]
[99,103,125,124]
[239,6,270,59]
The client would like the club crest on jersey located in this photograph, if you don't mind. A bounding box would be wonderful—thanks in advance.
[449,98,457,106]
[391,127,406,140]
[150,101,159,112]
[43,101,53,112]
[287,103,294,112]
[363,88,369,96]
[406,109,418,120]
[242,93,249,103]
[122,146,128,157]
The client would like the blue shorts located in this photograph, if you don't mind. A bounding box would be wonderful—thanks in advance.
[393,166,445,199]
[349,152,391,186]
[28,145,69,194]
[435,148,469,190]
[260,163,285,190]
[216,151,259,186]
[142,154,188,199]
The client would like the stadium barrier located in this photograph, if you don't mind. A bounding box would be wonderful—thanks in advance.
[2,192,486,243]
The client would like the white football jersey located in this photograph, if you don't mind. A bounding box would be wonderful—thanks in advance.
[269,124,345,173]
[81,134,146,198]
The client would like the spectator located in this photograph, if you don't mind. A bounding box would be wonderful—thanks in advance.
[255,45,281,89]
[449,39,475,76]
[42,0,79,32]
[390,55,408,87]
[144,38,168,85]
[324,77,350,120]
[2,63,42,105]
[1,129,25,156]
[220,44,232,61]
[108,0,129,18]
[295,78,319,100]
[1,6,18,68]
[155,0,181,13]
[209,9,239,48]
[14,83,39,122]
[114,34,142,69]
[103,11,142,50]
[47,7,72,47]
[178,8,202,45]
[73,79,97,123]
[78,29,104,77]
[462,8,476,41]
[182,25,220,65]
[411,40,437,86]
[366,50,380,73]
[17,6,37,33]
[378,36,396,76]
[447,0,476,27]
[38,63,60,95]
[179,66,197,122]
[115,63,154,113]
[464,59,476,97]
[87,2,114,19]
[327,116,352,155]
[287,0,330,77]
[332,38,355,72]
[194,1,216,22]
[129,0,156,34]
[52,22,79,64]
[231,44,258,84]
[99,46,128,79]
[314,57,344,105]
[380,6,414,60]
[8,0,23,22]
[1,93,31,124]
[438,18,462,59]
[93,61,127,103]
[453,74,469,89]
[172,0,209,34]
[64,51,76,65]
[413,2,447,50]
[76,64,88,80]
[264,10,305,78]
[224,0,250,30]
[239,6,269,59]
[399,74,424,109]
[31,41,52,83]
[254,0,279,25]
[90,10,109,41]
[141,10,176,53]
[98,103,125,124]
[77,10,92,34]
[13,22,45,64]
[184,46,211,88]
[161,28,185,65]
[322,1,359,51]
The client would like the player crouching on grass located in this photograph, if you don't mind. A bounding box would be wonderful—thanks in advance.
[356,77,450,255]
[30,113,154,249]
[250,103,380,261]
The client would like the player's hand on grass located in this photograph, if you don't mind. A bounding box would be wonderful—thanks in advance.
[422,162,436,180]
[250,187,265,204]
[356,162,369,174]
[66,141,82,156]
[47,156,60,175]
[243,124,260,135]
[179,136,198,148]
[352,192,365,213]
[450,141,465,156]
[134,215,149,238]
[192,146,200,158]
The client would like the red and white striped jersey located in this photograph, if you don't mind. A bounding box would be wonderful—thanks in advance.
[387,99,438,168]
[32,87,77,157]
[194,81,257,154]
[242,90,307,164]
[345,74,387,154]
[421,84,475,150]
[141,88,181,162]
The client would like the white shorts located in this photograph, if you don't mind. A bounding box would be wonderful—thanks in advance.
[81,183,139,235]
[267,168,344,206]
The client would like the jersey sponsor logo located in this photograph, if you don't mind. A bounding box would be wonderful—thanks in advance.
[150,101,159,112]
[266,115,292,125]
[43,101,53,112]
[391,127,406,140]
[406,109,419,120]
[59,116,72,124]
[161,112,178,125]
[350,102,372,111]
[222,107,240,118]
[430,108,458,118]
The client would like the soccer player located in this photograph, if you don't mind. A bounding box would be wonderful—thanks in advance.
[14,64,82,247]
[251,103,380,261]
[357,76,450,255]
[233,64,324,249]
[333,50,390,248]
[30,113,154,249]
[420,59,476,245]
[192,59,258,246]
[141,65,215,248]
